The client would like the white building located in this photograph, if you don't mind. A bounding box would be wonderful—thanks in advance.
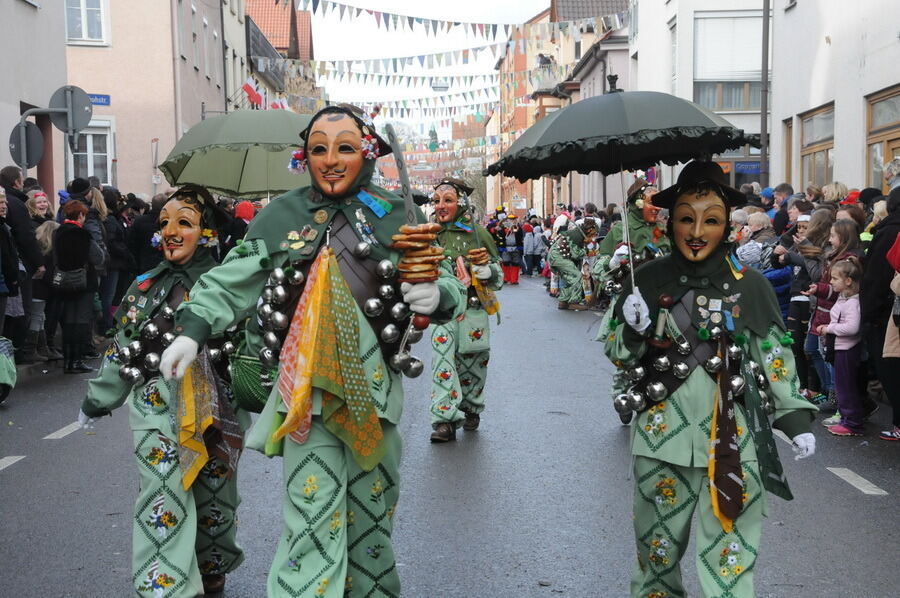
[629,0,770,189]
[769,0,900,194]
[1,1,68,195]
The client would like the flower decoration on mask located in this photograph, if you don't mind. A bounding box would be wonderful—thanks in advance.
[726,226,737,244]
[151,231,163,251]
[288,148,307,174]
[361,134,380,160]
[635,197,645,209]
[198,228,218,247]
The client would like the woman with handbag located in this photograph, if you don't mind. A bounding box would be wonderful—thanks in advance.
[53,200,104,373]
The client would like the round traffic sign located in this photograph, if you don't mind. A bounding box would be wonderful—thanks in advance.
[48,85,93,134]
[8,121,44,169]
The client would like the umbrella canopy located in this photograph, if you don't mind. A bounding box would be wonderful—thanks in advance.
[160,110,312,197]
[485,91,756,182]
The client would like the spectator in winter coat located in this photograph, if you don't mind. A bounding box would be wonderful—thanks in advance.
[0,191,21,337]
[736,212,777,269]
[772,183,795,235]
[127,192,167,274]
[99,188,131,333]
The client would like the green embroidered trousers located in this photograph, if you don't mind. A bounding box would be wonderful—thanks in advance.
[631,456,764,598]
[429,314,491,428]
[132,430,244,598]
[550,257,584,304]
[269,419,402,598]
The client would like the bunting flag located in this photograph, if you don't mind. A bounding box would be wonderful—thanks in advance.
[242,77,263,106]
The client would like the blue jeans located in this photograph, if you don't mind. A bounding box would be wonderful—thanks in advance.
[805,330,832,392]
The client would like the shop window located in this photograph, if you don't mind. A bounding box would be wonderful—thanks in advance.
[866,85,900,192]
[66,0,108,44]
[800,105,834,187]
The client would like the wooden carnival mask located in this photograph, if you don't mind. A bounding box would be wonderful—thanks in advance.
[433,184,460,223]
[305,113,365,198]
[671,191,727,262]
[158,198,203,265]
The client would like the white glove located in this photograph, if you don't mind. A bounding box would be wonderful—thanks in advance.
[401,282,440,315]
[791,432,816,460]
[77,409,95,429]
[159,336,199,381]
[611,245,630,267]
[472,264,493,280]
[623,286,651,334]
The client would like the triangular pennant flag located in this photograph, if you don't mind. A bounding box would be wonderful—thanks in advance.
[311,0,319,13]
[338,3,345,20]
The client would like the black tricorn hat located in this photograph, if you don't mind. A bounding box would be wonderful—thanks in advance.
[434,177,474,196]
[652,161,745,210]
[299,103,392,157]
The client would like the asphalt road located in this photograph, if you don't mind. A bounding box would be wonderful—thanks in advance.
[1,276,897,597]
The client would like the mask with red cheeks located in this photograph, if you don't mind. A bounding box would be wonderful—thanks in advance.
[671,191,727,262]
[432,184,460,223]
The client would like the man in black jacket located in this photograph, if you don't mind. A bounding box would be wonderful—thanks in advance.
[0,166,45,360]
[126,192,166,274]
[771,182,794,235]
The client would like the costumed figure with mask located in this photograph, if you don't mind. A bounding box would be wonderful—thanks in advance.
[499,214,523,284]
[79,186,248,597]
[595,180,671,424]
[428,177,502,443]
[547,217,600,310]
[604,162,817,598]
[158,105,466,597]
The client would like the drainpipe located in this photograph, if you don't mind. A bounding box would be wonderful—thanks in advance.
[171,0,184,141]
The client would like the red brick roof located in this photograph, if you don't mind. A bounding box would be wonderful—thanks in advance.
[245,0,314,59]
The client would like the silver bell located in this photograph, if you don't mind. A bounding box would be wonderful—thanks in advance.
[375,259,396,279]
[727,344,743,362]
[363,298,384,318]
[748,360,761,377]
[268,267,286,286]
[353,242,372,258]
[221,341,237,356]
[263,331,281,351]
[388,352,412,372]
[270,311,289,330]
[759,390,775,415]
[119,366,144,385]
[646,381,668,402]
[207,347,222,363]
[676,339,691,355]
[271,285,289,306]
[402,357,424,378]
[628,366,646,383]
[261,287,274,303]
[757,373,768,389]
[729,374,746,396]
[610,282,623,295]
[652,355,671,372]
[144,352,161,372]
[390,302,410,321]
[627,390,647,411]
[160,305,175,320]
[259,347,278,367]
[288,269,305,286]
[613,394,632,414]
[161,332,176,347]
[117,346,133,364]
[141,322,160,340]
[380,323,401,343]
[257,303,274,321]
[673,362,690,380]
[705,355,724,374]
[709,326,723,340]
[467,296,482,309]
[406,328,424,344]
[128,340,143,357]
[377,284,395,300]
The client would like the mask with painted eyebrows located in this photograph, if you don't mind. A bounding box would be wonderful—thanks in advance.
[671,191,727,262]
[158,198,203,265]
[305,113,364,198]
[433,184,460,223]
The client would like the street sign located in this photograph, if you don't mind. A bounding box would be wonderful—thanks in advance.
[88,94,110,106]
[48,85,93,134]
[8,122,43,169]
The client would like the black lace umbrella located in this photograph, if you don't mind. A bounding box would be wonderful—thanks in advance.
[485,90,757,182]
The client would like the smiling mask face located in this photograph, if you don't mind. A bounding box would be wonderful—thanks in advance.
[433,184,460,223]
[671,191,727,262]
[159,198,202,265]
[306,113,364,198]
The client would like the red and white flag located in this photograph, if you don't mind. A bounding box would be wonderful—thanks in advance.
[242,77,262,106]
[269,97,289,110]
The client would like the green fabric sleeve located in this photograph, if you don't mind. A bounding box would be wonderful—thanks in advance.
[749,326,816,437]
[174,238,273,345]
[430,258,467,324]
[81,336,132,418]
[604,322,648,366]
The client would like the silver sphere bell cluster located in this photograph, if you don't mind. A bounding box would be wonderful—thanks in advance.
[255,267,304,368]
[368,259,425,378]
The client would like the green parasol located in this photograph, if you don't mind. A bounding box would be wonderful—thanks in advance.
[159,110,312,198]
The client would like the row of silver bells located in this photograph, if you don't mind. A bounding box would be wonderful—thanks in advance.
[256,266,306,368]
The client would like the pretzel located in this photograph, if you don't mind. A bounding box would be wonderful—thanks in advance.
[397,263,437,273]
[391,233,437,243]
[405,247,444,258]
[399,274,439,283]
[391,240,431,250]
[400,223,441,234]
[400,255,445,265]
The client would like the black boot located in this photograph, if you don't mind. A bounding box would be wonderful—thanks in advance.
[63,344,77,374]
[20,330,48,364]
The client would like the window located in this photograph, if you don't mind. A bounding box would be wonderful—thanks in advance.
[669,21,677,94]
[574,40,582,60]
[693,12,768,112]
[69,121,114,185]
[866,84,900,191]
[213,30,220,86]
[800,105,834,187]
[66,0,106,43]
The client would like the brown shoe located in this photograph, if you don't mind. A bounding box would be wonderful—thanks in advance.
[430,422,456,443]
[567,303,588,311]
[557,301,569,310]
[462,411,480,431]
[202,574,225,594]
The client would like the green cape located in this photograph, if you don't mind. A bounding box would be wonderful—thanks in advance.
[598,209,669,256]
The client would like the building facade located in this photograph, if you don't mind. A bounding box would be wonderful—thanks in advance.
[2,1,68,196]
[769,0,900,194]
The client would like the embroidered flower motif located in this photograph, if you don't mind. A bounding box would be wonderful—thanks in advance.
[643,402,669,436]
[647,592,668,598]
[198,505,226,531]
[288,148,307,174]
[361,135,380,160]
[370,477,384,502]
[648,534,671,567]
[142,387,165,409]
[654,476,678,507]
[366,544,384,559]
[138,572,176,593]
[718,539,744,577]
[288,557,302,572]
[147,444,176,472]
[314,578,329,596]
[434,334,449,345]
[302,475,319,504]
[438,368,452,381]
[329,510,343,540]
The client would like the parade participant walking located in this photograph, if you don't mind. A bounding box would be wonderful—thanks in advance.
[159,104,465,597]
[79,186,247,597]
[428,177,502,442]
[547,217,600,310]
[605,162,817,598]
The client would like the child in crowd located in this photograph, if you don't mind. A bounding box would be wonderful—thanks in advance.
[817,257,864,436]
